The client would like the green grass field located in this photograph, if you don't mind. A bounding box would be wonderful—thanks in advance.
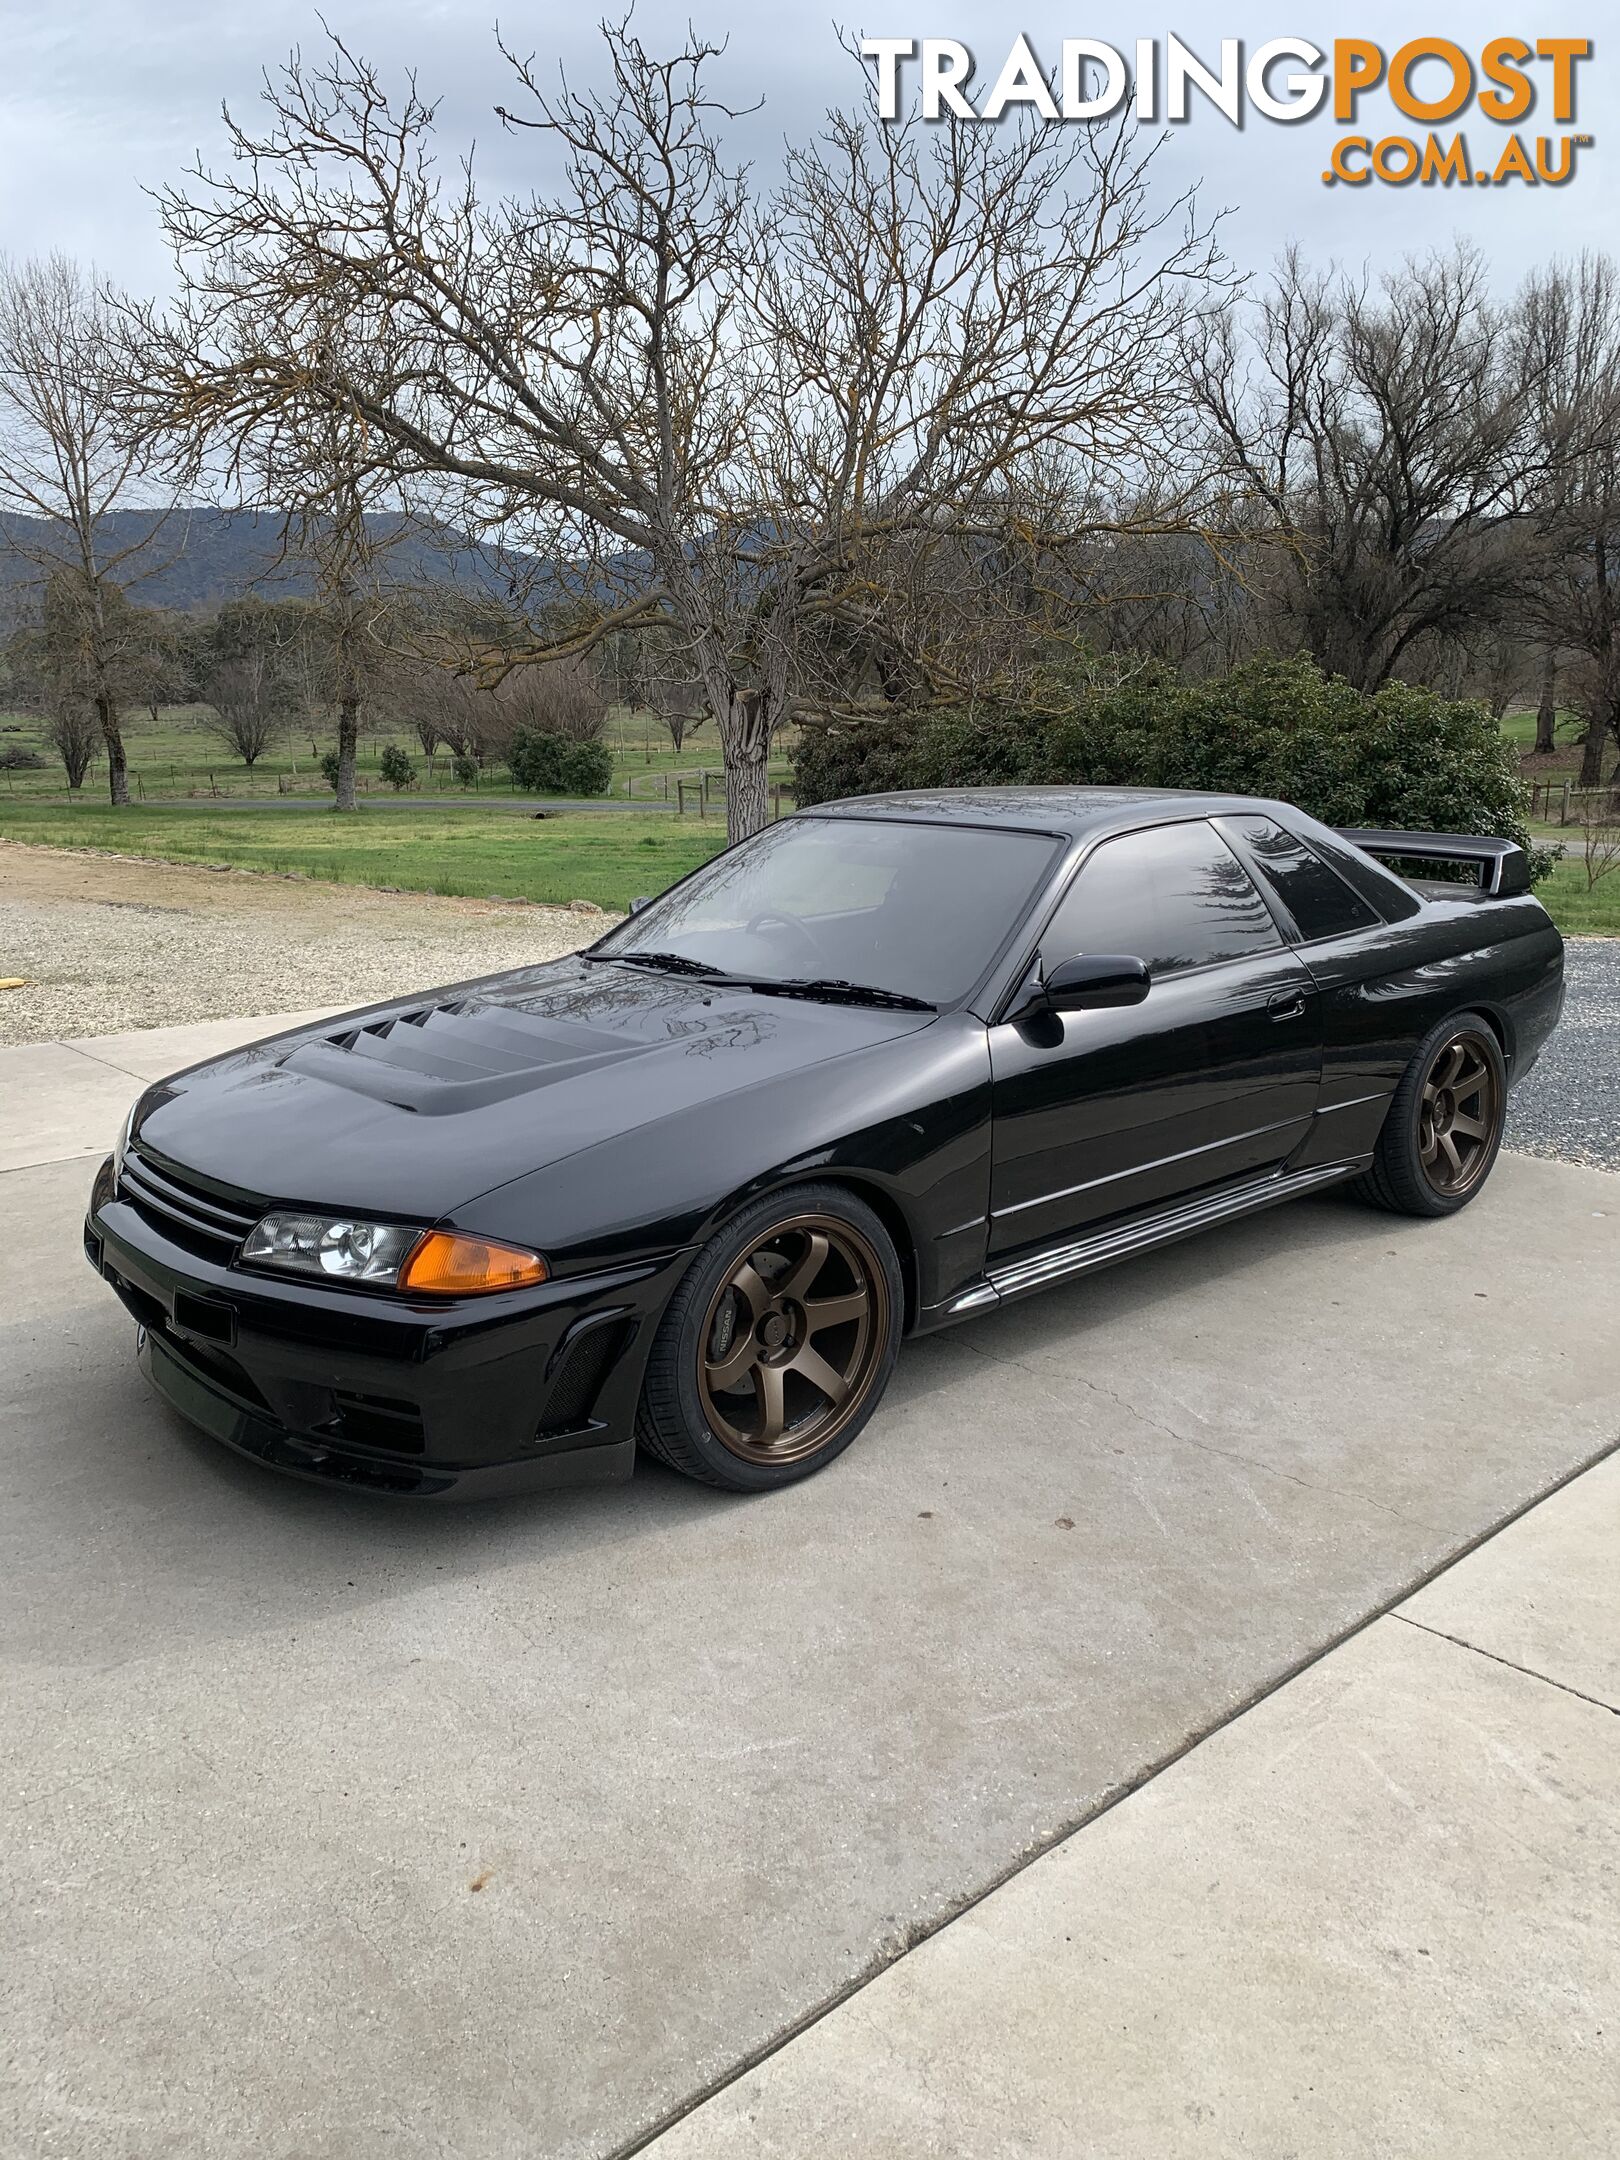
[0,801,730,911]
[1531,854,1620,938]
[0,702,794,806]
[3,693,1616,932]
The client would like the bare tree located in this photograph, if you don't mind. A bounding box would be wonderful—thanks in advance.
[134,23,1226,839]
[274,603,334,754]
[1187,245,1553,693]
[193,598,295,767]
[124,266,407,809]
[122,607,192,727]
[385,657,482,763]
[500,655,606,743]
[0,254,173,803]
[6,593,108,789]
[197,651,284,767]
[1462,627,1538,721]
[1576,801,1620,892]
[1517,256,1620,788]
[41,694,100,789]
[618,629,708,752]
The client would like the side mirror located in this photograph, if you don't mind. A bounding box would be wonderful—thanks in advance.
[1042,953,1152,1012]
[629,895,654,914]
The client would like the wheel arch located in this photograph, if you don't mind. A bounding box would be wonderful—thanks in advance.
[1469,1000,1515,1066]
[707,1166,922,1335]
[811,1173,921,1334]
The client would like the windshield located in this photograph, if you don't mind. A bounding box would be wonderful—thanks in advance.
[595,815,1060,1007]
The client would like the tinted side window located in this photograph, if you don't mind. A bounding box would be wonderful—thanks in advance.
[1042,822,1282,977]
[1307,829,1421,922]
[1228,817,1380,942]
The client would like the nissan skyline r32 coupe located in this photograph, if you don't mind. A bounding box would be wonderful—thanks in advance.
[85,788,1564,1499]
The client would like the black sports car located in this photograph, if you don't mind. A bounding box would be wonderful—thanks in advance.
[85,788,1563,1499]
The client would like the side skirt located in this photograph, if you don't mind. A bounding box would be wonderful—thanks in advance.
[922,1157,1371,1326]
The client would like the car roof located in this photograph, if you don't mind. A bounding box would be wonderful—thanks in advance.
[808,786,1283,841]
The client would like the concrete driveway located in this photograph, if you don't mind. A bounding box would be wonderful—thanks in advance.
[3,1014,1618,2159]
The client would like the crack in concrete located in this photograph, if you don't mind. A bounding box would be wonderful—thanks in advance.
[1391,1611,1620,1718]
[51,1041,151,1082]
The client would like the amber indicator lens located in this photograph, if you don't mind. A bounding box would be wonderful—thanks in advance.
[398,1231,548,1295]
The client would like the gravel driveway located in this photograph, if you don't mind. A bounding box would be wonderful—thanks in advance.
[1505,937,1620,1171]
[0,843,602,1044]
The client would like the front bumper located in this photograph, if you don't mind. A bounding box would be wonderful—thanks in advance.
[85,1158,691,1501]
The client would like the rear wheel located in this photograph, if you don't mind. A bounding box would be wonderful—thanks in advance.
[637,1184,903,1491]
[1352,1012,1506,1217]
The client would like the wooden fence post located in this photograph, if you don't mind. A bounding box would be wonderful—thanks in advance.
[1561,780,1572,825]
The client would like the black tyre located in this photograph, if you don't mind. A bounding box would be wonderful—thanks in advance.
[637,1183,903,1492]
[1352,1011,1507,1218]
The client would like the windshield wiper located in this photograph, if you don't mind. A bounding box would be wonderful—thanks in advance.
[586,951,933,1011]
[742,976,936,1012]
[586,950,742,983]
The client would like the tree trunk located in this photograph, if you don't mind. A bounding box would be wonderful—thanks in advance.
[96,695,130,806]
[725,746,769,842]
[1579,705,1608,787]
[714,686,774,843]
[335,694,359,811]
[1535,651,1557,755]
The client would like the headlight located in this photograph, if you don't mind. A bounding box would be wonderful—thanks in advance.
[241,1212,424,1285]
[239,1212,548,1295]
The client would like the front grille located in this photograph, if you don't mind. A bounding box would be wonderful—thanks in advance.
[120,1148,263,1260]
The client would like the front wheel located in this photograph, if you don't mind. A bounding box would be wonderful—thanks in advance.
[1352,1012,1507,1217]
[637,1184,903,1491]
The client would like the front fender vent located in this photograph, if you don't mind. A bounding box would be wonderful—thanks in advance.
[538,1320,630,1439]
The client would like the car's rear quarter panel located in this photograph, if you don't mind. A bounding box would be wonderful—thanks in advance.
[1290,891,1564,1168]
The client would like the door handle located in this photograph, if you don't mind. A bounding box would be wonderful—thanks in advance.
[1267,991,1308,1022]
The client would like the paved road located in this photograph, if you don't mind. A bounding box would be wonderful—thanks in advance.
[4,1013,1617,2160]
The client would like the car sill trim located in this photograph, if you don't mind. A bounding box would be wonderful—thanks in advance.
[961,1158,1369,1309]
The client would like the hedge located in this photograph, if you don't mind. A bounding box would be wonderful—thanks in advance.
[790,656,1552,879]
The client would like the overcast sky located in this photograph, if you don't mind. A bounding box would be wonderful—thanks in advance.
[3,2,1609,297]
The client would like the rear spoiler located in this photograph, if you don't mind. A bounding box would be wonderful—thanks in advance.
[1337,829,1532,898]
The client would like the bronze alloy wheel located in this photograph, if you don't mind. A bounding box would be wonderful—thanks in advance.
[1418,1028,1501,1198]
[696,1213,892,1466]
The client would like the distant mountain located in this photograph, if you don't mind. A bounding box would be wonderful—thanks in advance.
[0,507,532,614]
